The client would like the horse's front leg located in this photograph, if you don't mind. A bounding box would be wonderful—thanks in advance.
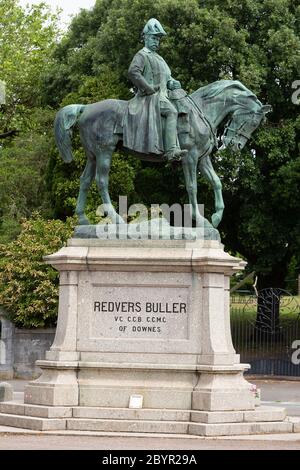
[182,149,206,227]
[199,155,224,228]
[95,146,125,224]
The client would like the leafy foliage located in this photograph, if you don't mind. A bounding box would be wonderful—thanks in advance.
[0,215,75,328]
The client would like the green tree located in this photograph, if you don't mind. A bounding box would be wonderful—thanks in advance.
[0,0,60,132]
[42,0,300,288]
[0,1,60,241]
[0,108,57,243]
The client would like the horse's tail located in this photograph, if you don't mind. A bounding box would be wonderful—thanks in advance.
[54,104,85,163]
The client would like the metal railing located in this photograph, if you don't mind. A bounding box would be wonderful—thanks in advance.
[230,289,300,377]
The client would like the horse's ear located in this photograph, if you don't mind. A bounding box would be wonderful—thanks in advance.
[261,104,272,114]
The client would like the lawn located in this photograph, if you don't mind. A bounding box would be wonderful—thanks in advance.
[230,295,300,324]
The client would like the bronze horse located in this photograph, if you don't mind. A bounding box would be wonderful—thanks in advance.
[54,80,271,227]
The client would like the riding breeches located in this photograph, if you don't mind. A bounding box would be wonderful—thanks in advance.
[160,100,178,152]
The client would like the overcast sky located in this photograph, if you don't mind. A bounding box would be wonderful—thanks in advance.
[19,0,96,26]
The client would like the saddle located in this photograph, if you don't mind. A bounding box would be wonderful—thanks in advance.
[114,89,212,152]
[114,89,190,132]
[167,88,192,135]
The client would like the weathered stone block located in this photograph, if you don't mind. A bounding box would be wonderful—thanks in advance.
[0,382,13,402]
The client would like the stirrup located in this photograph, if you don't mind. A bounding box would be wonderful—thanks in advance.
[165,148,187,162]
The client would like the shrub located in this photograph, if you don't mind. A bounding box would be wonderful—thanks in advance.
[0,214,75,328]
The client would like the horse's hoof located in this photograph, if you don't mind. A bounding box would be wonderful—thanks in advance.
[78,215,91,226]
[211,213,221,228]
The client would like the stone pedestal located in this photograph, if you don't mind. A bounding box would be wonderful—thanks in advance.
[1,238,296,436]
[24,239,252,411]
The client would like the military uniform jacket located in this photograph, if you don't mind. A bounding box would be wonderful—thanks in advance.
[123,47,175,155]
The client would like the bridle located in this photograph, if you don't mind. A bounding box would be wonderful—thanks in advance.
[223,110,263,144]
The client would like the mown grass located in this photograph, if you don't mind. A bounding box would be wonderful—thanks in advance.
[230,295,300,325]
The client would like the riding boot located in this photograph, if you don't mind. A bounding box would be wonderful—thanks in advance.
[165,148,188,162]
[164,112,187,162]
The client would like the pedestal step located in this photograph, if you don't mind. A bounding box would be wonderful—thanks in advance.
[72,407,191,421]
[191,407,286,424]
[0,402,298,435]
[0,402,72,418]
[0,402,286,422]
[0,413,67,431]
[189,420,294,436]
[67,418,189,434]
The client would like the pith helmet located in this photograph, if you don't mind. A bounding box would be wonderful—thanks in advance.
[142,18,167,37]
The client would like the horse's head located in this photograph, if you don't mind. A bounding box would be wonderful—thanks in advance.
[222,102,272,152]
[192,80,272,152]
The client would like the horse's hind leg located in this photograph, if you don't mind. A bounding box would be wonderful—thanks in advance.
[75,156,96,225]
[95,146,125,224]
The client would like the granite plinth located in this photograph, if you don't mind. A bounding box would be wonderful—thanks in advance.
[22,239,249,410]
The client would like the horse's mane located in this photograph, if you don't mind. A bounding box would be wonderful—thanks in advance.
[191,80,261,107]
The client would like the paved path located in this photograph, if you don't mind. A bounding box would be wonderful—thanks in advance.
[251,379,300,416]
[0,433,300,450]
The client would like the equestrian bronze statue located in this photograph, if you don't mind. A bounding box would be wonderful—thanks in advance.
[54,18,271,229]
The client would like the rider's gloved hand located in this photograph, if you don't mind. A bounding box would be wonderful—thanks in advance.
[168,80,181,90]
[144,85,160,95]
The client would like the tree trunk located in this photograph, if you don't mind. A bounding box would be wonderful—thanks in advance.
[0,130,18,139]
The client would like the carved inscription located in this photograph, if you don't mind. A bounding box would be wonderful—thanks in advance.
[91,286,189,339]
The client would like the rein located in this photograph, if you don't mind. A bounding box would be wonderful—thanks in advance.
[186,95,219,149]
[224,111,261,143]
[225,122,253,141]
